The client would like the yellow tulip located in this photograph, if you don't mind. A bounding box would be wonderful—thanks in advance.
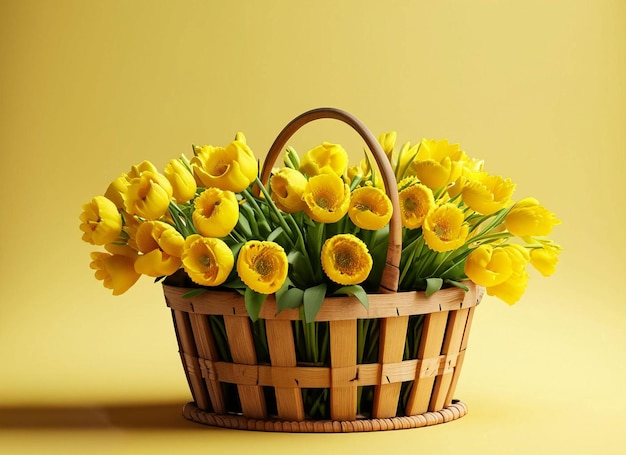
[164,158,196,203]
[485,244,530,305]
[79,196,122,245]
[462,174,516,215]
[124,171,173,220]
[423,203,469,252]
[395,142,420,179]
[270,167,308,213]
[486,268,529,305]
[377,131,398,168]
[464,244,513,287]
[348,186,393,230]
[90,243,141,295]
[303,173,350,223]
[321,234,373,285]
[378,131,397,158]
[409,139,464,189]
[191,136,257,193]
[448,158,485,198]
[347,157,383,189]
[346,163,364,184]
[505,197,561,237]
[104,161,162,211]
[398,183,435,229]
[127,160,159,179]
[237,241,288,294]
[300,142,349,177]
[120,211,142,250]
[529,245,560,277]
[192,188,239,238]
[182,234,234,286]
[104,175,129,210]
[134,220,184,277]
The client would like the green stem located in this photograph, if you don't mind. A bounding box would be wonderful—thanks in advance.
[229,230,246,243]
[286,212,312,264]
[320,323,329,365]
[254,177,296,239]
[411,249,438,285]
[303,321,318,363]
[306,221,326,282]
[168,201,196,237]
[396,143,421,181]
[241,188,264,216]
[429,249,458,277]
[400,236,425,287]
[471,231,513,245]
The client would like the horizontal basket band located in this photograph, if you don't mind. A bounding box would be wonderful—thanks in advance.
[190,352,465,389]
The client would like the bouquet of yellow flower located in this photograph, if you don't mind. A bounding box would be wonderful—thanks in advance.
[80,116,560,318]
[79,108,561,428]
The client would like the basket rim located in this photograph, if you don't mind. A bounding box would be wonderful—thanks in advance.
[163,281,483,321]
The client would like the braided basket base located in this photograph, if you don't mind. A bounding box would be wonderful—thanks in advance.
[182,400,468,432]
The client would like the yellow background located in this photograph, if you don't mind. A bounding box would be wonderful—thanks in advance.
[1,0,625,453]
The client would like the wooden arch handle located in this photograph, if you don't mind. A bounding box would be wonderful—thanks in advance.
[260,107,401,292]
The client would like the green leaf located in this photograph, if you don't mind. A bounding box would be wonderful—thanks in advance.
[223,276,246,289]
[425,277,444,297]
[276,287,305,313]
[334,285,369,309]
[236,213,253,237]
[303,283,327,323]
[275,278,290,302]
[267,226,285,243]
[229,242,244,258]
[258,220,272,237]
[439,254,470,281]
[244,287,267,322]
[182,288,207,299]
[287,250,308,283]
[444,279,469,292]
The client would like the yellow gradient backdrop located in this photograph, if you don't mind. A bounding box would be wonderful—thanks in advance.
[1,1,625,454]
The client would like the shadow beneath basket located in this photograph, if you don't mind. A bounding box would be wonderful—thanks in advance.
[0,402,204,430]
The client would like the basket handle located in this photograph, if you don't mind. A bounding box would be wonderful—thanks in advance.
[260,107,401,293]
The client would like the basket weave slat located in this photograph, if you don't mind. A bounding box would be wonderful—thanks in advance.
[372,316,409,418]
[188,313,226,413]
[172,309,211,412]
[429,307,470,411]
[445,305,477,405]
[187,354,470,390]
[223,315,267,419]
[329,319,358,421]
[265,319,305,421]
[405,310,450,415]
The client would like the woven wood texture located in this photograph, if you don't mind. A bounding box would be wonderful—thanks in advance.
[164,108,485,431]
[164,282,483,430]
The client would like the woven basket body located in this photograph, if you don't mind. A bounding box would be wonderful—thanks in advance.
[164,283,483,432]
[163,108,484,432]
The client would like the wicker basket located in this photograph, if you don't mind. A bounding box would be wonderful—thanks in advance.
[162,108,485,432]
